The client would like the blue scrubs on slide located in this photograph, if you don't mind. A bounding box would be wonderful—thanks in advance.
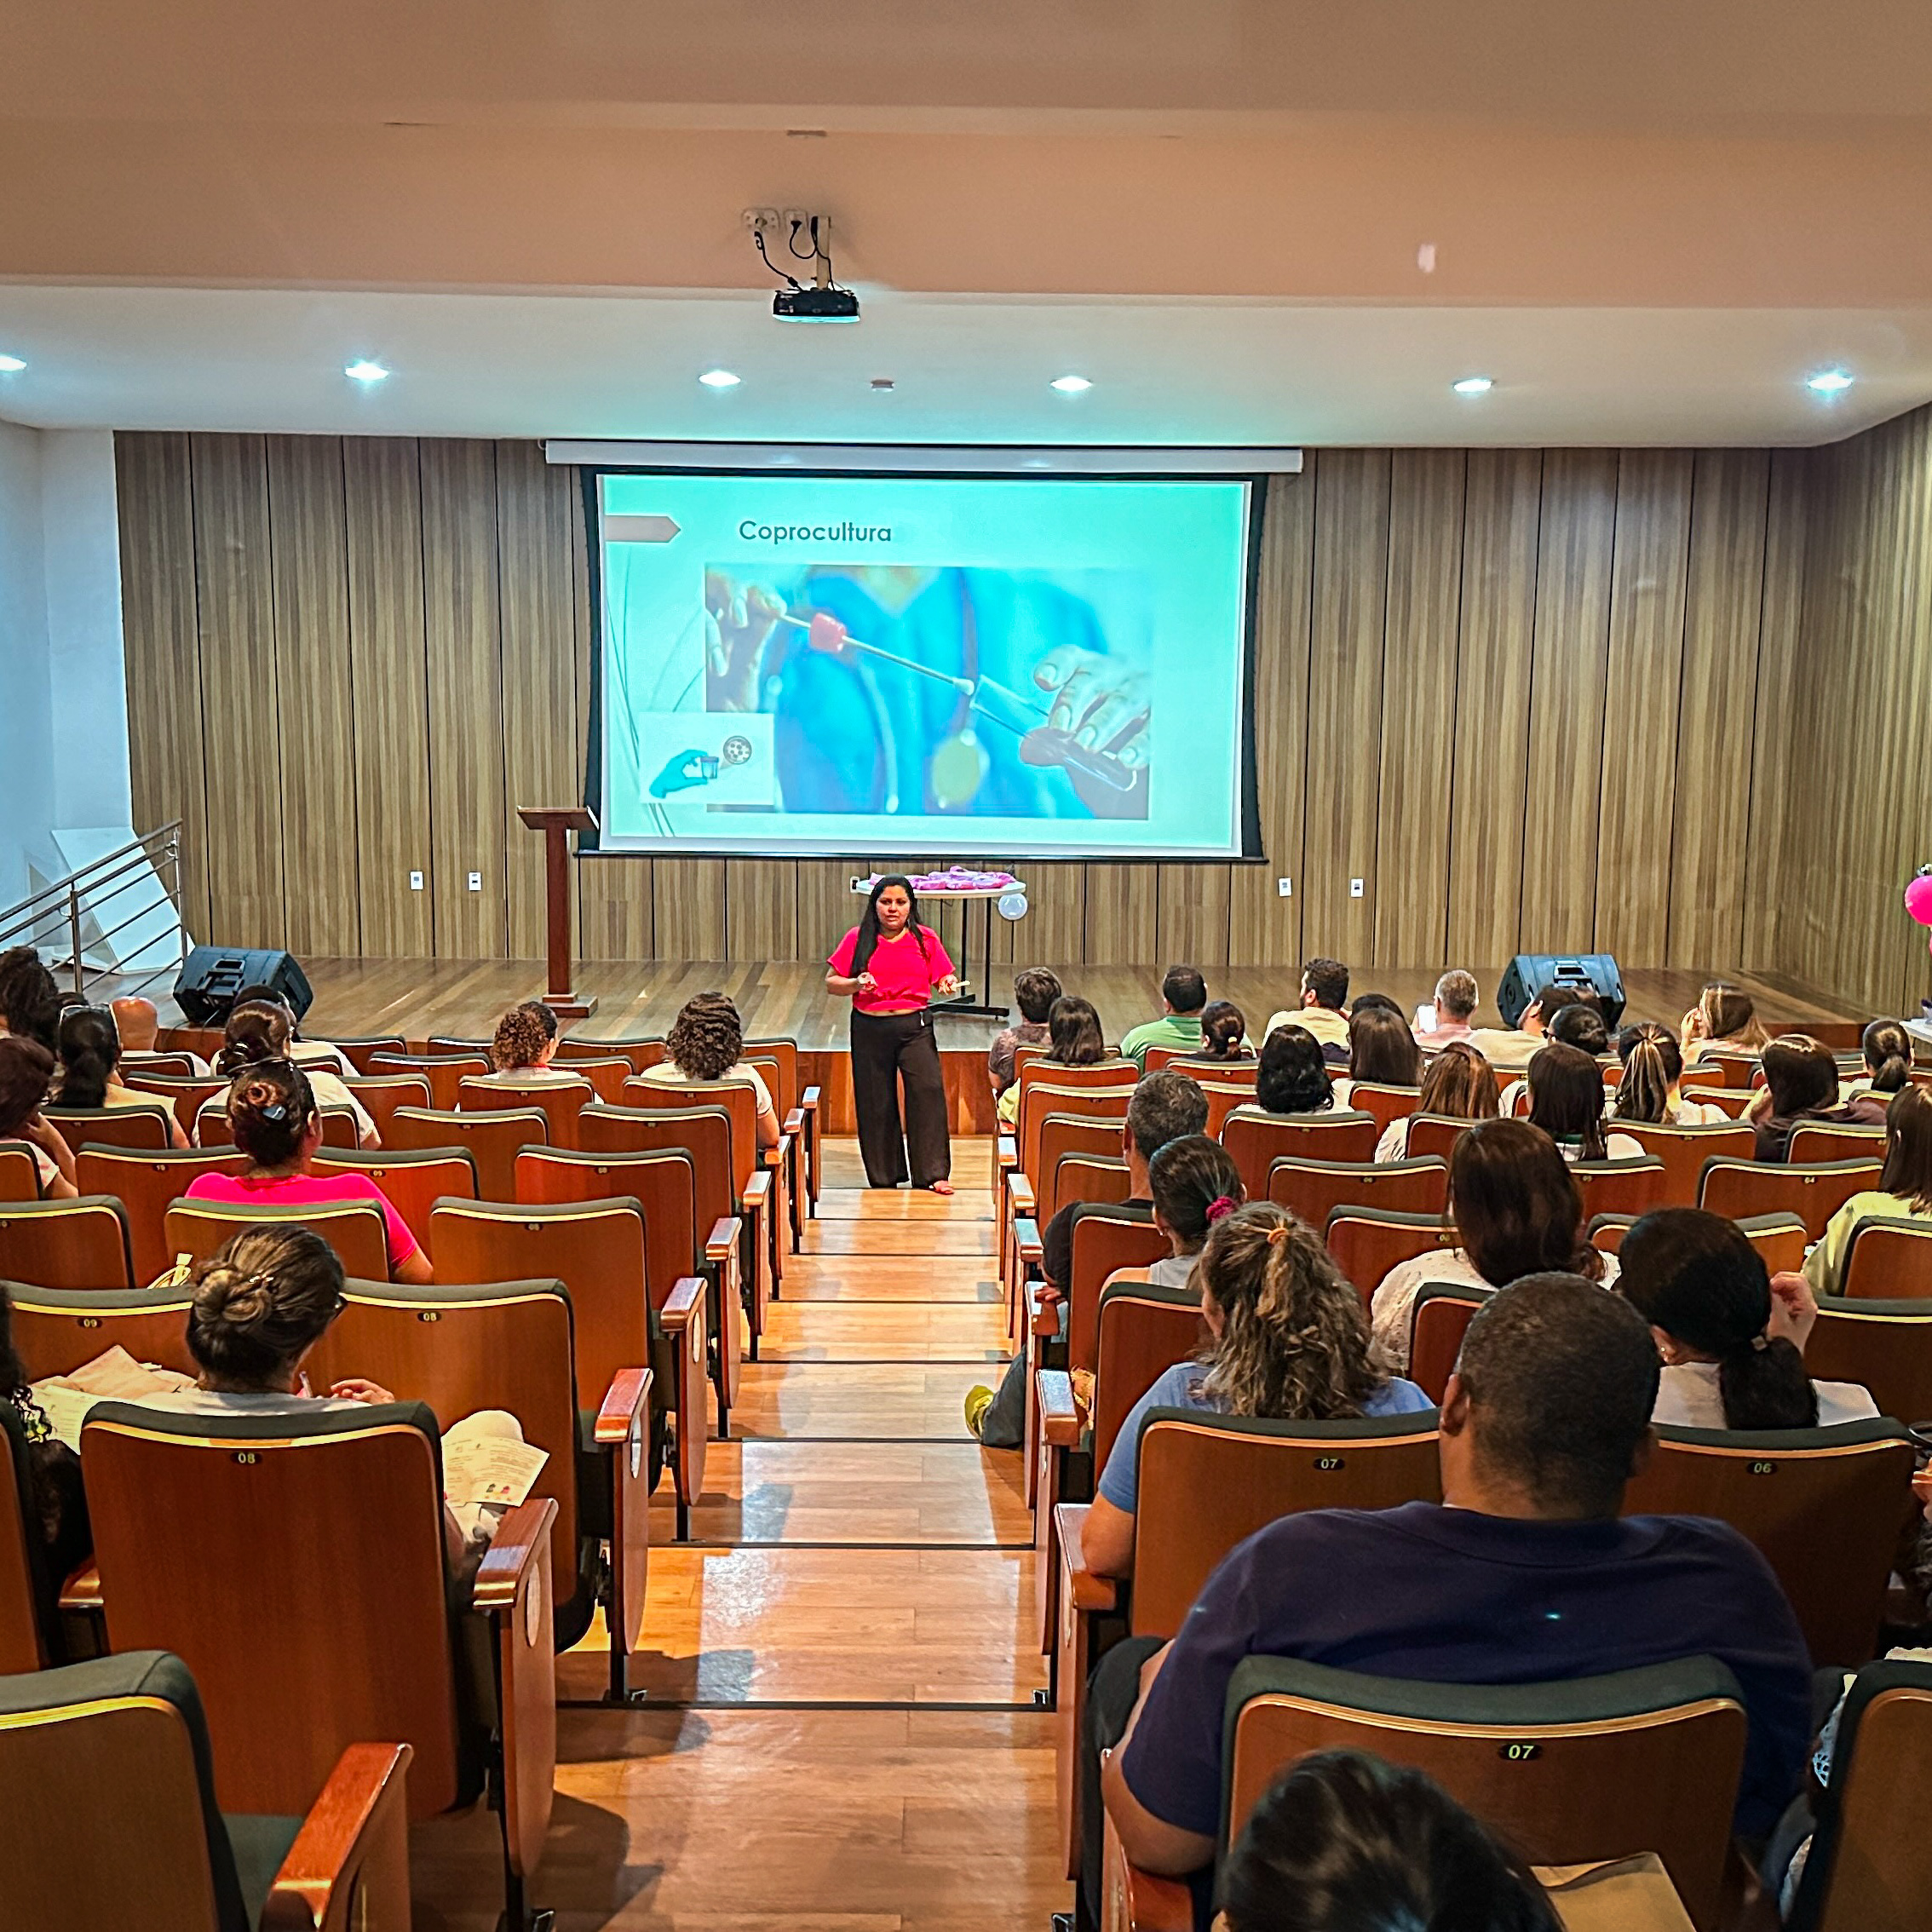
[757,568,1109,818]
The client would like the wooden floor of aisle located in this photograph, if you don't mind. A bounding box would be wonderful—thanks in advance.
[413,1136,1071,1929]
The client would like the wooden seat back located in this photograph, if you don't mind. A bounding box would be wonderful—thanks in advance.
[385,1104,547,1201]
[1695,1050,1762,1089]
[1222,1655,1745,1931]
[622,1079,760,1193]
[1681,1084,1752,1119]
[1091,1281,1207,1475]
[0,1196,134,1290]
[3,1283,198,1382]
[458,1075,592,1153]
[427,1036,492,1055]
[1197,1080,1258,1137]
[515,1146,700,1312]
[1836,1217,1932,1300]
[742,1037,802,1111]
[1572,1155,1668,1220]
[1268,1156,1447,1230]
[1615,1121,1757,1204]
[1324,1205,1456,1303]
[1407,1281,1493,1403]
[1065,1211,1170,1372]
[327,1033,407,1072]
[1047,1153,1133,1222]
[1808,1300,1932,1429]
[196,1100,359,1153]
[1130,1412,1440,1637]
[1623,1420,1916,1665]
[366,1052,490,1110]
[1589,1210,1808,1277]
[0,1141,39,1202]
[1222,1110,1378,1199]
[1698,1158,1883,1241]
[310,1147,480,1258]
[43,1106,175,1153]
[1344,1084,1423,1136]
[338,1072,434,1142]
[1789,1120,1890,1164]
[0,1403,47,1671]
[164,1197,390,1283]
[82,1401,462,1818]
[1405,1113,1477,1162]
[119,1072,224,1135]
[1018,1080,1134,1193]
[1034,1113,1128,1222]
[578,1104,737,1228]
[549,1057,632,1105]
[73,1147,248,1286]
[555,1036,664,1075]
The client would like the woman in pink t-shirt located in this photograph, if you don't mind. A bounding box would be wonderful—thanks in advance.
[186,1059,432,1283]
[826,875,960,1193]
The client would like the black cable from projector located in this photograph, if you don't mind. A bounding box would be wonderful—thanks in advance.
[786,216,819,264]
[754,228,803,291]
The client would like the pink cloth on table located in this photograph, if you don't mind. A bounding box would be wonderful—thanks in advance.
[828,925,957,1014]
[185,1170,419,1273]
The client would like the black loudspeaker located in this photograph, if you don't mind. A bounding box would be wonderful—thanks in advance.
[173,946,313,1027]
[1498,953,1625,1031]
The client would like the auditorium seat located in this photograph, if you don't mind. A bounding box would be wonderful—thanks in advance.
[1323,1205,1457,1303]
[1267,1155,1448,1228]
[1045,1153,1133,1223]
[1571,1155,1668,1220]
[74,1147,247,1285]
[551,1055,635,1106]
[1003,1084,1136,1303]
[1404,1113,1475,1162]
[326,1032,408,1073]
[1343,1082,1422,1137]
[366,1052,490,1111]
[1104,1655,1746,1932]
[1622,1418,1915,1665]
[43,1104,175,1153]
[119,1073,225,1136]
[1682,1084,1753,1119]
[1221,1108,1378,1200]
[427,1035,493,1055]
[309,1146,479,1257]
[196,1100,359,1152]
[0,1651,415,1932]
[1616,1120,1757,1205]
[739,1045,809,1248]
[0,1398,50,1671]
[553,1036,664,1076]
[1407,1280,1492,1403]
[337,1071,434,1142]
[164,1197,389,1284]
[1034,1113,1136,1225]
[0,1196,134,1290]
[77,1400,555,1925]
[1806,1298,1932,1429]
[384,1102,547,1201]
[3,1283,198,1383]
[1590,1210,1808,1278]
[1697,1157,1883,1241]
[0,1141,43,1202]
[1199,1079,1259,1139]
[1836,1217,1932,1301]
[458,1073,593,1152]
[743,1036,821,1220]
[1788,1120,1890,1164]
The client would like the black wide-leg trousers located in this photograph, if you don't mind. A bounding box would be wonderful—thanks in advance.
[849,1007,951,1188]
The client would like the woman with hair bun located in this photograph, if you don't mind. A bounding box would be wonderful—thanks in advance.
[216,999,377,1147]
[1844,1018,1918,1125]
[1619,1207,1877,1429]
[49,1003,189,1147]
[185,1060,431,1283]
[1080,1200,1429,1578]
[1193,1001,1251,1064]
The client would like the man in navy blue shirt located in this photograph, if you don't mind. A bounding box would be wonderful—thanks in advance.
[1088,1274,1812,1928]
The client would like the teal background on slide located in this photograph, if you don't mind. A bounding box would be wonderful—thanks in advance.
[596,471,1252,858]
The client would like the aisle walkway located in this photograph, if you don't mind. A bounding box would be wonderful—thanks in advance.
[416,1137,1069,1929]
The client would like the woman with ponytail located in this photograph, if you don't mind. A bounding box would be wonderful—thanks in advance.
[49,1003,189,1147]
[1080,1201,1429,1577]
[1844,1019,1918,1124]
[1619,1207,1876,1429]
[1613,1021,1727,1127]
[216,999,377,1147]
[1146,1134,1245,1288]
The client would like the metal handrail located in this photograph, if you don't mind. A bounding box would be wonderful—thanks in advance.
[0,820,187,1003]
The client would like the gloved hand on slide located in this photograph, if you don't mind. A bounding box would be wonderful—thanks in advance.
[649,750,722,799]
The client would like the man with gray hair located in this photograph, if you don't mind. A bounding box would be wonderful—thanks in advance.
[1415,969,1480,1048]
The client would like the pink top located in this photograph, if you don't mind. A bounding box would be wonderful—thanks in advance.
[185,1170,420,1273]
[828,925,956,1015]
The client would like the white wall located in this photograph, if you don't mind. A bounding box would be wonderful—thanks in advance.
[0,419,129,913]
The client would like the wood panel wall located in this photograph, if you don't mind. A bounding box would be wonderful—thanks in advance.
[118,428,1911,1003]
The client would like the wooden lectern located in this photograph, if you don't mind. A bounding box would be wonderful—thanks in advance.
[517,805,598,1018]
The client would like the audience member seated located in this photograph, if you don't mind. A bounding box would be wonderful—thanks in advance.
[1141,1135,1244,1292]
[632,990,782,1148]
[1251,1026,1335,1117]
[1680,980,1770,1067]
[1089,1277,1811,1929]
[987,967,1061,1098]
[1,1281,91,1586]
[185,1061,431,1283]
[1193,1000,1251,1063]
[965,1072,1207,1447]
[1081,1201,1429,1578]
[139,1224,516,1570]
[0,947,60,1054]
[1803,1085,1932,1297]
[1523,1041,1642,1163]
[229,981,347,1074]
[213,999,377,1147]
[49,1004,189,1149]
[995,992,1109,1128]
[1619,1208,1877,1430]
[1216,1751,1564,1932]
[111,994,209,1076]
[1413,969,1481,1049]
[1370,1118,1612,1367]
[1263,957,1350,1061]
[1843,1017,1917,1124]
[0,1038,77,1199]
[1122,965,1210,1071]
[474,1000,581,1086]
[1466,980,1574,1074]
[1612,1021,1728,1126]
[1337,1002,1422,1105]
[1749,1034,1848,1162]
[1547,1001,1611,1056]
[1375,1039,1499,1162]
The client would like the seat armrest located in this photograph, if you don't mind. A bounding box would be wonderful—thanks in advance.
[1009,1175,1037,1220]
[58,1561,101,1613]
[1037,1368,1081,1447]
[763,1131,793,1166]
[1055,1503,1118,1613]
[594,1366,653,1446]
[705,1214,742,1263]
[741,1168,773,1213]
[260,1741,414,1932]
[661,1274,705,1328]
[471,1497,560,1612]
[782,1106,806,1136]
[800,1084,820,1112]
[998,1134,1016,1168]
[1015,1217,1044,1267]
[1104,1819,1194,1932]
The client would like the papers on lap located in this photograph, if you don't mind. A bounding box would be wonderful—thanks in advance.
[441,1432,549,1510]
[31,1347,197,1450]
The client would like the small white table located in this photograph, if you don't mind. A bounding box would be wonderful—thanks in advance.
[849,871,1027,1019]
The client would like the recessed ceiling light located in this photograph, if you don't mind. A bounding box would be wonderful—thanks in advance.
[1049,374,1093,394]
[1806,369,1854,394]
[699,368,742,388]
[0,354,26,372]
[870,377,895,392]
[1452,375,1494,395]
[344,359,389,383]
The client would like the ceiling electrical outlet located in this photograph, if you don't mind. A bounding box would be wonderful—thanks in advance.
[408,870,423,891]
[1349,878,1366,899]
[741,207,779,233]
[467,871,482,892]
[1277,877,1292,898]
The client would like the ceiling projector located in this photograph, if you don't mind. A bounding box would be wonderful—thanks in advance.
[773,285,860,323]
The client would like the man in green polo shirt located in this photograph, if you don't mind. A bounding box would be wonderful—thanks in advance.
[1120,964,1209,1069]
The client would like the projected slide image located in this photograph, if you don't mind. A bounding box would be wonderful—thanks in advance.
[699,563,1151,821]
[635,712,775,815]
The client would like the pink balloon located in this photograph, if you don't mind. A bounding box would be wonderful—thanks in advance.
[1907,870,1932,929]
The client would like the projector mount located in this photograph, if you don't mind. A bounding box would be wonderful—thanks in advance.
[745,208,860,322]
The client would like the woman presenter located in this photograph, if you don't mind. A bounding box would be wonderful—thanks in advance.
[826,875,960,1193]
